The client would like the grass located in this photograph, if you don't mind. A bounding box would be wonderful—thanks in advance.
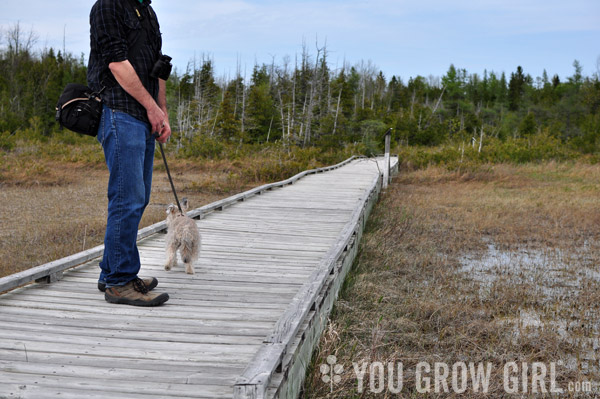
[0,139,355,278]
[303,162,600,398]
[0,160,248,278]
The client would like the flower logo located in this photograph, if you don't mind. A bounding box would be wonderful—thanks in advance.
[320,355,343,392]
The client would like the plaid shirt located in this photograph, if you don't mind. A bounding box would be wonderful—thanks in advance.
[87,0,162,124]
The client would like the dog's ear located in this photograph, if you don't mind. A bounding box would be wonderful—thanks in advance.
[181,197,189,211]
[166,204,175,215]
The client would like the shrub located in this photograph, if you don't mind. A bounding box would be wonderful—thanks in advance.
[180,135,225,159]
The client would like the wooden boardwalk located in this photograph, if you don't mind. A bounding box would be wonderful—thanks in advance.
[0,156,398,399]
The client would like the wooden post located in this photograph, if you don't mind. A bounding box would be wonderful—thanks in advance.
[383,128,392,189]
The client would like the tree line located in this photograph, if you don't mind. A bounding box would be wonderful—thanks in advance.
[1,25,599,155]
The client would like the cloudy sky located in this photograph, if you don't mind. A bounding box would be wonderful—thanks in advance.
[0,0,598,81]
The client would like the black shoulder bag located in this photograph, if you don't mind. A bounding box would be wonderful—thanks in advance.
[55,84,104,137]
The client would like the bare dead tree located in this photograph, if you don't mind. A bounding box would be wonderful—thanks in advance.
[5,23,38,117]
[241,65,247,134]
[423,85,446,128]
[333,85,342,135]
[6,22,37,57]
[290,54,297,140]
[303,38,327,146]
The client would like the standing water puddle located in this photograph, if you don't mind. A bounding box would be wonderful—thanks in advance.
[459,240,600,375]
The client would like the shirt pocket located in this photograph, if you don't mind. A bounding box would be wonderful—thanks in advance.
[123,10,142,31]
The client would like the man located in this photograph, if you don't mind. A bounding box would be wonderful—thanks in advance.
[87,0,171,306]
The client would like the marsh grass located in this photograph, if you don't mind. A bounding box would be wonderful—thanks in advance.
[303,162,600,398]
[0,141,353,277]
[0,162,239,278]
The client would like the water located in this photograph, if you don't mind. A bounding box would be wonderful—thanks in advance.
[460,240,598,300]
[459,239,600,374]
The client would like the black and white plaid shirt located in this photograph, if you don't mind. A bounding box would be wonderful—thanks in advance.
[87,0,162,124]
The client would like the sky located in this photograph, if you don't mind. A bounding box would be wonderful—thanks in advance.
[0,0,599,82]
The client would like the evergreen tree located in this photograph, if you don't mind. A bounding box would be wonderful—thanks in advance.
[499,72,508,103]
[215,81,241,140]
[246,65,278,143]
[442,64,461,102]
[518,112,537,136]
[508,66,526,110]
[568,59,583,88]
[552,74,561,88]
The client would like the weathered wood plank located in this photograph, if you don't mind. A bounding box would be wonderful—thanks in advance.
[0,373,233,398]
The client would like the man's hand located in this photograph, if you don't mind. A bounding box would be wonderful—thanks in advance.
[147,102,166,136]
[155,118,171,144]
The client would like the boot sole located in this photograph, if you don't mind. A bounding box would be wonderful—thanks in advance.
[105,292,169,307]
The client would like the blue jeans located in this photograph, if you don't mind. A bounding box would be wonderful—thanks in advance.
[97,106,155,288]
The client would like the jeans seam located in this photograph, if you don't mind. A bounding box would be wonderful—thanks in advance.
[97,110,106,146]
[110,109,123,278]
[115,117,123,278]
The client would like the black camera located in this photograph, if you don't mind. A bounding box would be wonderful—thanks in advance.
[150,54,172,80]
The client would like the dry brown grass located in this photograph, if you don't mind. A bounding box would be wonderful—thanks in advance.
[0,154,258,278]
[0,140,351,278]
[303,162,600,398]
[0,136,359,278]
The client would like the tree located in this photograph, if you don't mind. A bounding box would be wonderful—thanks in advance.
[552,74,561,88]
[508,66,526,111]
[442,64,462,102]
[568,59,583,88]
[518,112,537,136]
[215,81,241,140]
[245,64,278,143]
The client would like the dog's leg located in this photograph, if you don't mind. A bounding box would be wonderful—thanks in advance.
[165,242,177,271]
[183,245,195,275]
[182,245,195,274]
[184,261,195,275]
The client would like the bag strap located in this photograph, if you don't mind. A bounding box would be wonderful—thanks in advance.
[60,96,102,110]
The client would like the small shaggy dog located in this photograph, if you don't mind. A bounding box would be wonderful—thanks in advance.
[164,198,201,274]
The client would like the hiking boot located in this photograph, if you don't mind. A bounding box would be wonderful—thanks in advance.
[105,278,169,307]
[98,277,158,293]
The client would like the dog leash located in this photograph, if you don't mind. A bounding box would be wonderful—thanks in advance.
[154,133,183,215]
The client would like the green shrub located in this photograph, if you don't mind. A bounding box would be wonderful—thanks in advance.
[0,131,17,151]
[397,131,577,169]
[180,135,225,159]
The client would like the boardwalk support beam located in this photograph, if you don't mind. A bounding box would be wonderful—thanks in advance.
[383,128,392,189]
[35,271,63,284]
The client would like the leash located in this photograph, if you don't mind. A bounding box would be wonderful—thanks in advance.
[154,133,183,215]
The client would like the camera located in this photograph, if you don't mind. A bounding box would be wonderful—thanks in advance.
[150,54,172,80]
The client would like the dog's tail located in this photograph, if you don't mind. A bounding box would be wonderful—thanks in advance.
[180,226,201,263]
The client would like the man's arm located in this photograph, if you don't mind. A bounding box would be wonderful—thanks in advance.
[108,60,170,142]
